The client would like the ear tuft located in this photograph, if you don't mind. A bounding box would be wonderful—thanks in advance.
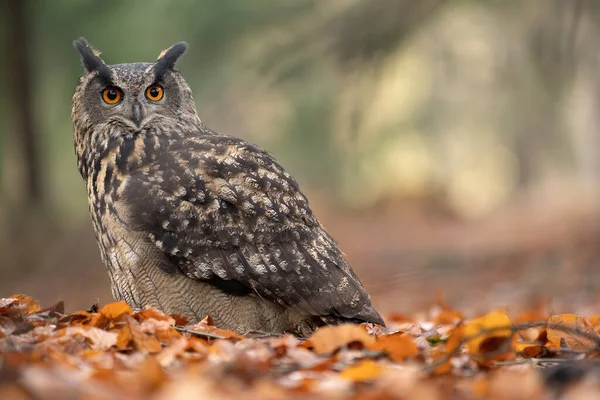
[73,37,112,82]
[154,42,188,79]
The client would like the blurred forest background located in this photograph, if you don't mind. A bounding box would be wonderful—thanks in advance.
[2,0,600,317]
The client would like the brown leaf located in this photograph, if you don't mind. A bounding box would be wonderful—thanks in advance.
[156,337,187,367]
[58,311,93,327]
[0,384,30,400]
[188,319,243,340]
[517,344,546,358]
[99,301,133,320]
[10,294,40,315]
[170,313,190,326]
[142,319,182,345]
[368,332,419,361]
[127,316,162,353]
[547,314,599,350]
[135,356,166,393]
[433,325,464,375]
[340,360,382,382]
[184,337,209,359]
[0,316,17,338]
[463,309,514,354]
[0,298,18,315]
[62,326,118,350]
[88,313,110,329]
[434,309,463,325]
[135,306,174,324]
[116,324,134,350]
[307,324,375,355]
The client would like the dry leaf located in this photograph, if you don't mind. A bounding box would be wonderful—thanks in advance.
[547,314,599,350]
[308,324,375,355]
[127,316,162,353]
[188,319,243,340]
[63,326,118,350]
[433,325,464,375]
[434,309,463,325]
[99,301,133,320]
[0,316,17,338]
[10,294,40,315]
[340,360,382,382]
[463,309,513,354]
[135,306,174,324]
[368,332,419,361]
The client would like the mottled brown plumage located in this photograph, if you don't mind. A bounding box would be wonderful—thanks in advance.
[71,38,384,336]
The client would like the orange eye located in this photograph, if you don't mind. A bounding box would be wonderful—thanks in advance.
[145,84,164,101]
[101,87,122,105]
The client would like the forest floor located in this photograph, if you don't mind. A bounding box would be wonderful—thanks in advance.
[2,186,600,399]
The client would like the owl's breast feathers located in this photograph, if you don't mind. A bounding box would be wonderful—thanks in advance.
[93,129,384,326]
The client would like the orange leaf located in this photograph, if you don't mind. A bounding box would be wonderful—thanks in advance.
[127,316,162,353]
[0,298,18,315]
[0,316,17,338]
[433,325,464,375]
[463,309,513,354]
[340,360,382,382]
[517,344,545,358]
[368,332,419,361]
[135,356,166,393]
[135,306,174,324]
[434,309,463,325]
[547,314,599,350]
[308,324,375,355]
[116,324,133,350]
[188,319,243,340]
[99,301,133,320]
[88,313,110,329]
[170,313,190,326]
[587,315,600,334]
[10,294,40,315]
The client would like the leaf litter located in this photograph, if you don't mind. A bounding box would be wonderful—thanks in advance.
[2,294,600,399]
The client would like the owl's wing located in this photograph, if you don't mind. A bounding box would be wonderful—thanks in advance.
[116,133,384,326]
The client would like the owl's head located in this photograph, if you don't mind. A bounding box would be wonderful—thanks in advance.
[71,38,201,173]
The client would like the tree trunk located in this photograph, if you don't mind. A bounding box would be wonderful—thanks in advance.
[2,0,43,206]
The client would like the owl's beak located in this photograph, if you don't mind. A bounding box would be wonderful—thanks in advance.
[132,102,144,127]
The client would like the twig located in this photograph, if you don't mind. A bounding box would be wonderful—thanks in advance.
[492,358,575,367]
[424,320,600,373]
[172,325,226,340]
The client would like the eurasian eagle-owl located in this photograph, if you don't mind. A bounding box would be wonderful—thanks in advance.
[71,38,384,336]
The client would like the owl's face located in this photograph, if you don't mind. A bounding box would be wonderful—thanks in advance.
[75,62,191,132]
[72,38,201,177]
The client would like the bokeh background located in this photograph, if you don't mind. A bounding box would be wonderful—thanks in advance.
[2,0,600,317]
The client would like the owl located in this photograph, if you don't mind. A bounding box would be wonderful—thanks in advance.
[71,37,384,336]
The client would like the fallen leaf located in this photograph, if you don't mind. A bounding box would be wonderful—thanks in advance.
[188,320,243,340]
[135,306,174,324]
[463,309,513,354]
[99,301,133,320]
[308,324,375,355]
[368,332,419,361]
[62,326,118,351]
[10,294,40,315]
[170,314,190,326]
[0,298,18,315]
[116,324,134,350]
[517,344,545,358]
[433,325,464,375]
[127,316,162,353]
[340,360,382,382]
[434,309,463,325]
[0,316,17,338]
[547,314,599,350]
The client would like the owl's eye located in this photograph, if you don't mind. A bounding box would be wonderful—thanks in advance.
[145,85,164,102]
[101,87,122,105]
